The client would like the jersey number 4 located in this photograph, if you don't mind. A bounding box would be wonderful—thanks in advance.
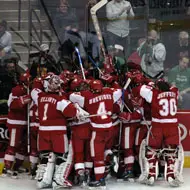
[97,102,108,119]
[42,103,49,120]
[159,98,177,116]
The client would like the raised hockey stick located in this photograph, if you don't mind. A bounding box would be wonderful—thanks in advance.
[75,47,86,80]
[88,55,104,76]
[90,0,108,59]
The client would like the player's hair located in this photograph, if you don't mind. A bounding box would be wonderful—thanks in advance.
[156,80,170,92]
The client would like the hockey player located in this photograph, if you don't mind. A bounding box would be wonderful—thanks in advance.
[69,78,93,186]
[31,74,83,189]
[29,77,44,178]
[70,80,122,189]
[1,72,31,178]
[134,79,184,187]
[116,71,143,181]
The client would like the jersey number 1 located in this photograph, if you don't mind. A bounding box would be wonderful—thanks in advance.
[42,103,49,120]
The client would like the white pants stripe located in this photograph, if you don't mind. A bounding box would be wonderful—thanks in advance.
[90,131,96,157]
[10,128,16,147]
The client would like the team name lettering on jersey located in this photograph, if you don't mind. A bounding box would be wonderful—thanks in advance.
[89,94,112,104]
[40,97,57,104]
[157,92,176,99]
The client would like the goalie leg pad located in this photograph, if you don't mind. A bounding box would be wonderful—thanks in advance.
[36,152,56,189]
[52,143,73,189]
[138,139,159,185]
[164,144,184,187]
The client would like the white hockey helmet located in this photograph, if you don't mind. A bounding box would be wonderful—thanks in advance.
[40,44,49,52]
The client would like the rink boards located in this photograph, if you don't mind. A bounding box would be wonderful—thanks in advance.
[0,111,190,174]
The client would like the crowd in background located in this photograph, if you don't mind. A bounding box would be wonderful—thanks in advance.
[0,0,190,110]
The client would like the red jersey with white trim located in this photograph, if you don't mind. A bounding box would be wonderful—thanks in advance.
[31,89,77,132]
[139,85,178,125]
[7,85,27,128]
[69,88,122,130]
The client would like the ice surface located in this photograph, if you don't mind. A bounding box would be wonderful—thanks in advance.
[0,169,190,190]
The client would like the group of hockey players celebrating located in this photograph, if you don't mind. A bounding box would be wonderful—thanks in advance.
[0,54,184,190]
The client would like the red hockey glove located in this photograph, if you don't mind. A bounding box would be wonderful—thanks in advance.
[20,95,31,105]
[119,112,131,122]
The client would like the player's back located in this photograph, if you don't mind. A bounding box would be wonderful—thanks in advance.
[83,88,114,127]
[38,92,67,130]
[151,87,178,126]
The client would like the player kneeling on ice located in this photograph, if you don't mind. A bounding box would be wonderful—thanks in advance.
[31,74,87,189]
[132,79,184,187]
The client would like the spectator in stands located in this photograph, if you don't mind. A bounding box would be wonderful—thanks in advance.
[166,31,190,69]
[0,57,20,115]
[168,56,190,109]
[53,0,78,41]
[30,44,59,79]
[53,0,86,59]
[0,20,12,66]
[106,0,134,55]
[138,30,166,80]
[127,37,146,65]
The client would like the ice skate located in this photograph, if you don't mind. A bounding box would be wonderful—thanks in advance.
[11,171,19,179]
[88,178,106,190]
[0,167,12,177]
[121,170,135,182]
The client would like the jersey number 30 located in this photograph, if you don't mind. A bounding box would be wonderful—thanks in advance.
[159,98,177,116]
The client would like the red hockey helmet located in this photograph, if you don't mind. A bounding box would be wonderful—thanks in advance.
[70,77,83,91]
[133,72,144,84]
[89,80,103,93]
[32,77,43,90]
[61,70,74,81]
[100,73,114,84]
[19,72,31,85]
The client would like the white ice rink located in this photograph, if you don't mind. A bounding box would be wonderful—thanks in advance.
[0,169,190,190]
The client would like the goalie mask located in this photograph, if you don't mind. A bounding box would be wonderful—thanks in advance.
[47,75,62,93]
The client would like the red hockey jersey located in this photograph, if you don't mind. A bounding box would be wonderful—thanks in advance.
[7,85,28,128]
[69,88,122,130]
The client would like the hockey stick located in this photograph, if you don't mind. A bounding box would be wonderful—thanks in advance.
[75,47,86,80]
[67,111,112,121]
[90,0,108,59]
[121,78,132,112]
[88,55,104,76]
[27,86,30,153]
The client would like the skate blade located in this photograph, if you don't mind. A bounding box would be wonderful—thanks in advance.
[126,178,135,183]
[88,186,107,190]
[116,179,124,182]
